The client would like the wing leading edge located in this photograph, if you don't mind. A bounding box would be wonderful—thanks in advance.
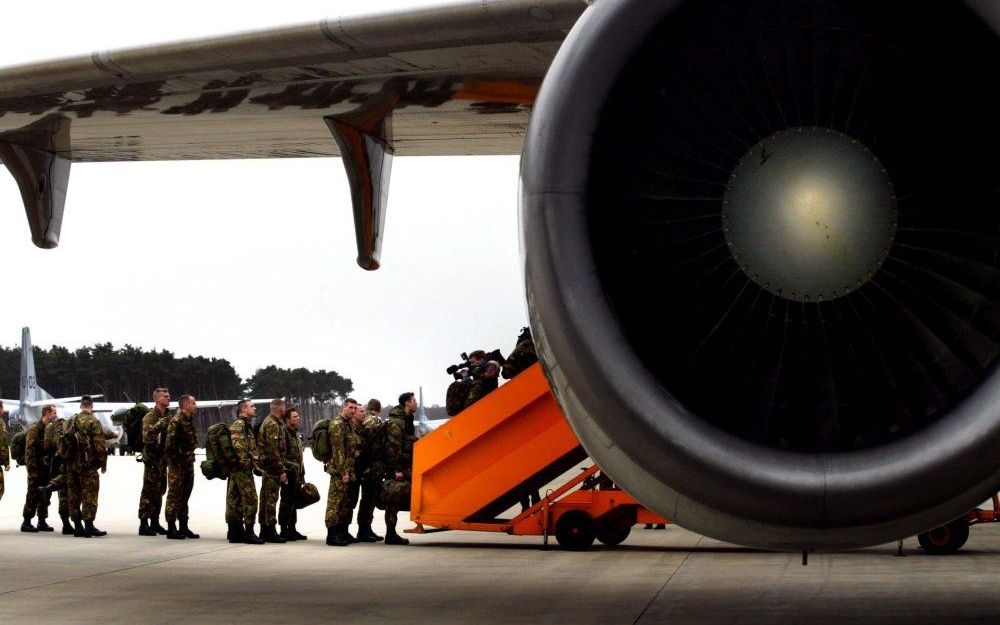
[0,0,588,265]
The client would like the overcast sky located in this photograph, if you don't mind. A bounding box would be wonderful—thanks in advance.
[0,1,529,406]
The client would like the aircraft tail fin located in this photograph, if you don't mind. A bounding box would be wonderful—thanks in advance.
[20,327,53,404]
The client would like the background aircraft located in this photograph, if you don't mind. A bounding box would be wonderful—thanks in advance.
[2,0,999,551]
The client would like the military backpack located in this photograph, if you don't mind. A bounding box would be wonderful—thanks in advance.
[200,422,239,480]
[310,419,332,462]
[10,430,26,466]
[57,417,87,465]
[123,404,147,454]
[446,380,472,416]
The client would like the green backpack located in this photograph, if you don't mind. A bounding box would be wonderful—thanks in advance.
[11,430,27,466]
[310,419,331,462]
[200,422,239,480]
[57,418,84,464]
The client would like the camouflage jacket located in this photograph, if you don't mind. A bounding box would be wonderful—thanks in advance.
[256,414,286,476]
[24,419,47,472]
[357,412,387,475]
[165,411,198,465]
[141,407,172,460]
[43,418,63,456]
[502,333,538,379]
[0,417,8,466]
[386,406,416,477]
[283,426,304,478]
[70,411,108,471]
[463,376,499,410]
[229,416,258,471]
[326,416,359,478]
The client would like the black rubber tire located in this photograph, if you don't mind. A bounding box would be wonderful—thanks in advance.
[555,510,596,551]
[917,518,970,555]
[596,523,631,547]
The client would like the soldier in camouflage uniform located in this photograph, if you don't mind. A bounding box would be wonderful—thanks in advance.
[502,327,538,379]
[138,388,172,536]
[0,401,9,504]
[43,413,71,533]
[325,399,360,546]
[384,392,418,545]
[463,361,502,411]
[227,399,263,544]
[354,398,387,542]
[278,406,308,541]
[337,402,368,543]
[21,404,58,533]
[256,398,287,543]
[64,397,108,538]
[164,395,199,540]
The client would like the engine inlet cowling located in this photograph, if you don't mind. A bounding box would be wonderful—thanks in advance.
[521,0,1000,549]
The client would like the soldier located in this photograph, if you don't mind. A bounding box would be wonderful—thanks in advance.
[164,395,199,540]
[0,400,8,504]
[278,406,307,541]
[227,399,263,544]
[138,388,172,536]
[43,410,71,534]
[337,402,368,543]
[21,404,58,532]
[384,392,418,545]
[325,398,360,546]
[502,327,538,379]
[256,398,287,543]
[463,361,502,410]
[354,398,387,542]
[64,396,108,538]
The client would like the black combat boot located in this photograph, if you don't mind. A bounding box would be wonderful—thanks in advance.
[36,516,54,532]
[243,523,264,545]
[180,519,200,539]
[85,520,107,537]
[226,522,241,543]
[279,524,297,541]
[342,523,359,544]
[61,515,73,535]
[166,519,186,540]
[290,524,308,541]
[150,517,167,535]
[139,517,156,536]
[384,513,409,545]
[263,524,286,543]
[21,516,39,532]
[326,524,348,547]
[357,523,381,542]
[73,519,87,538]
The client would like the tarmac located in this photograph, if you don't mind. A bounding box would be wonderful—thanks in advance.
[1,455,998,624]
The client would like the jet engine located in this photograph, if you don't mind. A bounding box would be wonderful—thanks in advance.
[522,0,1000,549]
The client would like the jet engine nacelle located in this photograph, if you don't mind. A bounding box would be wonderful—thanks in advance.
[522,0,1000,549]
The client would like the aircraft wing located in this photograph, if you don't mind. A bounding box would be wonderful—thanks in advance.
[0,0,586,265]
[0,0,584,161]
[89,398,273,413]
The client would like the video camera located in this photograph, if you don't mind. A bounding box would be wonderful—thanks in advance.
[446,349,507,380]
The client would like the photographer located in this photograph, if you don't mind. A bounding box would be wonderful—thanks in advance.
[463,360,501,411]
[445,348,506,416]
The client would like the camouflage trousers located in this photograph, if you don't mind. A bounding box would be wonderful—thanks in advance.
[258,474,281,525]
[226,470,258,524]
[165,461,194,522]
[325,475,351,527]
[340,480,360,525]
[66,466,100,522]
[48,472,68,517]
[23,467,52,519]
[138,456,167,520]
[0,467,4,501]
[278,475,300,527]
[357,476,382,525]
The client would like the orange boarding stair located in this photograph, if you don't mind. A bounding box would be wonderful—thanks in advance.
[409,363,668,549]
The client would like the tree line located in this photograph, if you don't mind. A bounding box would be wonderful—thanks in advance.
[0,343,353,405]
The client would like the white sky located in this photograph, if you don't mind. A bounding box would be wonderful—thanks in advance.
[0,1,528,406]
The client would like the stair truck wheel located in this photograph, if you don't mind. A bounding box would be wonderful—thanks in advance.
[555,510,596,551]
[917,518,970,554]
[596,523,632,547]
[595,508,636,546]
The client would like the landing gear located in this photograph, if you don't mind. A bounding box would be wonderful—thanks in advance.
[917,518,970,555]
